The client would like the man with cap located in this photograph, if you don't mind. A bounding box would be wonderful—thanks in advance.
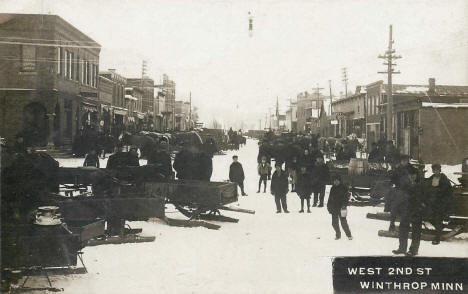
[271,162,289,213]
[392,166,426,256]
[426,163,453,245]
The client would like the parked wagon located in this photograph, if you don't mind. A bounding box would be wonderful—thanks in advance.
[145,180,254,223]
[327,159,391,206]
[367,158,468,242]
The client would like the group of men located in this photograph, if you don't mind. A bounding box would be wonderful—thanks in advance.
[389,156,453,256]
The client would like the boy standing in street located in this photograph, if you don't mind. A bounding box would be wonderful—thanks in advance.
[229,155,247,196]
[257,156,271,193]
[327,175,352,240]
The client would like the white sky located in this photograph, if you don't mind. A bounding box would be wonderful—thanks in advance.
[2,0,467,129]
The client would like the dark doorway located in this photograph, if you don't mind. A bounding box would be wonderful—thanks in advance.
[23,102,48,147]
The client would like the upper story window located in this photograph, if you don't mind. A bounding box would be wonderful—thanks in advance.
[57,47,61,75]
[21,45,36,71]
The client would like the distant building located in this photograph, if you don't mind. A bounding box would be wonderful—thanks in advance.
[98,75,113,134]
[153,89,165,131]
[124,86,144,132]
[0,13,100,147]
[331,86,366,138]
[99,69,127,136]
[296,91,326,133]
[155,74,176,130]
[285,100,297,132]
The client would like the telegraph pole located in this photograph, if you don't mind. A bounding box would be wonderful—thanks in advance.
[342,68,348,99]
[312,83,324,100]
[189,91,192,130]
[328,80,333,114]
[378,24,401,141]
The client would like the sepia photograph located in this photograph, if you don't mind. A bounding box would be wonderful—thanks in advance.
[0,0,467,293]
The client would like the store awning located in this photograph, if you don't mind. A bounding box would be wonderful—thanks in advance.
[134,112,145,119]
[82,102,98,112]
[125,95,138,101]
[113,107,128,116]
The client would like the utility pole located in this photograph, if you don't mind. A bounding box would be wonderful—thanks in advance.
[378,24,401,141]
[312,83,324,100]
[189,91,192,130]
[328,80,333,115]
[269,107,272,130]
[342,68,348,99]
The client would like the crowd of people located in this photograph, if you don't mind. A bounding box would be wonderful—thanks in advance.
[77,128,456,251]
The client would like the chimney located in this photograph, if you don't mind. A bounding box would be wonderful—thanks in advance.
[428,78,436,93]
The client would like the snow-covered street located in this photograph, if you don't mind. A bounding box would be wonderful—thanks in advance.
[34,139,468,293]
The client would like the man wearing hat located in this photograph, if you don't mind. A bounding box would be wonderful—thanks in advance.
[392,166,426,256]
[426,163,453,245]
[271,162,289,213]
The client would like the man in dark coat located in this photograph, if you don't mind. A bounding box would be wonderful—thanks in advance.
[296,165,312,213]
[311,157,330,207]
[83,149,100,168]
[387,155,413,231]
[392,167,426,256]
[173,146,195,180]
[197,151,213,181]
[147,143,173,179]
[229,155,247,196]
[300,149,315,173]
[327,175,352,240]
[271,163,289,213]
[427,163,453,245]
[106,146,140,169]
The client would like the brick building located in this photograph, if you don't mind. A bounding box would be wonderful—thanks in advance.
[99,69,127,136]
[98,75,113,134]
[0,13,100,148]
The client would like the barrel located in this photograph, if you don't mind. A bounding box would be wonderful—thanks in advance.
[348,158,369,175]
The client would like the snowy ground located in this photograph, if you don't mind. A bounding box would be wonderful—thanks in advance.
[22,139,468,293]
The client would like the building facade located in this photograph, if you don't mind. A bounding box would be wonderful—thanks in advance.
[99,69,127,137]
[155,74,176,130]
[331,86,366,138]
[296,91,325,133]
[366,78,468,164]
[0,13,101,148]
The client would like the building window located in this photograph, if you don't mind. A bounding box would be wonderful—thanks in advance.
[64,50,68,78]
[21,45,36,71]
[57,47,61,74]
[84,61,89,85]
[76,56,80,81]
[69,52,74,80]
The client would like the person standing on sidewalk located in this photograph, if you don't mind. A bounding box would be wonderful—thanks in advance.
[327,175,352,240]
[229,155,247,196]
[271,162,289,213]
[257,156,271,193]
